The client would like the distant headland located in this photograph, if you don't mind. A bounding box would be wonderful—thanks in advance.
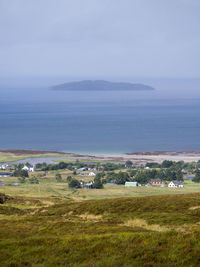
[51,80,155,91]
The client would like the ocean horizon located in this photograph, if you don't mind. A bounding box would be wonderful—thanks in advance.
[1,79,200,154]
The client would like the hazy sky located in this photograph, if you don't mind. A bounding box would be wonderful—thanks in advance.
[0,0,200,79]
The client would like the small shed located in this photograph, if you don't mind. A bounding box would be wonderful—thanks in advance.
[125,182,138,187]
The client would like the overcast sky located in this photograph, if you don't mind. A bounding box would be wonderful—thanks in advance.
[0,0,200,79]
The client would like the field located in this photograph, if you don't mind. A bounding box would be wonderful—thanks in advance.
[1,191,200,266]
[0,151,73,163]
[1,169,200,200]
[1,162,200,266]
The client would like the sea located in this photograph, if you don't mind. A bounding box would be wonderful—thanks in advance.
[1,78,200,154]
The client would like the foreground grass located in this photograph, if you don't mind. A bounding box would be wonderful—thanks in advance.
[1,192,200,266]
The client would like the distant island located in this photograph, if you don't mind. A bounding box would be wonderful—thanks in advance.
[51,80,155,91]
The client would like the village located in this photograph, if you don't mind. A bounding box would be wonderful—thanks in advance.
[0,158,199,191]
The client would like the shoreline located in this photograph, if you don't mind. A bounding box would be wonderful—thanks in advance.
[1,148,200,164]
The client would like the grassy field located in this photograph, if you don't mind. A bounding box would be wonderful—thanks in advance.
[0,151,72,163]
[1,172,200,200]
[1,168,200,266]
[1,192,200,266]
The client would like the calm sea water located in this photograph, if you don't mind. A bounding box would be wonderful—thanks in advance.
[1,81,200,154]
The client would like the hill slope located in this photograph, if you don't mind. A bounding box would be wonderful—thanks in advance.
[1,193,200,266]
[51,80,155,91]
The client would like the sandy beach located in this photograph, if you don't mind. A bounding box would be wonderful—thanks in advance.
[85,151,200,164]
[1,149,200,164]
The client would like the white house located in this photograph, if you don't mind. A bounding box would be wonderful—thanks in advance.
[22,165,34,172]
[88,172,96,176]
[0,164,8,170]
[168,181,183,188]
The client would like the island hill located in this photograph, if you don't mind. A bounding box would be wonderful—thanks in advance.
[51,80,155,91]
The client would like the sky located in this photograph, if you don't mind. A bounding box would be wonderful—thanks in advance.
[0,0,200,81]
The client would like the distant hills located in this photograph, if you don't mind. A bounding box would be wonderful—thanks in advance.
[51,80,155,91]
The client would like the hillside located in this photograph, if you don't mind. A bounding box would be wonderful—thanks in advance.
[1,193,200,266]
[51,80,155,91]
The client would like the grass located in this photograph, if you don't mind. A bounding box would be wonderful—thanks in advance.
[1,192,200,266]
[1,174,200,200]
[0,151,72,163]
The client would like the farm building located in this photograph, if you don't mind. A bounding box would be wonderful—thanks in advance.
[149,179,164,185]
[125,182,138,187]
[168,181,183,188]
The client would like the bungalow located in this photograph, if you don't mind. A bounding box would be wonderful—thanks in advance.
[168,181,183,188]
[125,182,138,187]
[0,172,11,177]
[149,179,164,185]
[22,165,34,172]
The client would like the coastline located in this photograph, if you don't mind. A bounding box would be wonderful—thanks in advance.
[1,149,200,164]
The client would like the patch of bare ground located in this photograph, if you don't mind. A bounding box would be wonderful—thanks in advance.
[122,219,169,232]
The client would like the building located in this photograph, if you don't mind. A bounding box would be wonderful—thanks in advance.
[22,165,34,172]
[149,179,164,185]
[0,172,11,177]
[168,181,183,188]
[84,182,93,189]
[77,167,88,171]
[125,182,138,187]
[185,175,195,180]
[88,172,96,176]
[0,164,9,170]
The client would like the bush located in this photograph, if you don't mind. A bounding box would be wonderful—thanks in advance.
[29,176,39,184]
[18,177,26,183]
[55,173,62,182]
[69,179,81,188]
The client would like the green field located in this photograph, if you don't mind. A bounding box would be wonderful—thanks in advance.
[0,151,72,163]
[0,170,200,200]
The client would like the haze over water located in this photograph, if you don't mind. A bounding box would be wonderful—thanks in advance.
[1,78,200,154]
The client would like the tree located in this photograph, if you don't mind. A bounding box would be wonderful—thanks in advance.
[93,176,103,189]
[161,160,174,168]
[69,179,81,188]
[135,172,149,184]
[125,160,133,168]
[192,169,200,183]
[115,172,130,184]
[55,173,62,182]
[13,169,29,178]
